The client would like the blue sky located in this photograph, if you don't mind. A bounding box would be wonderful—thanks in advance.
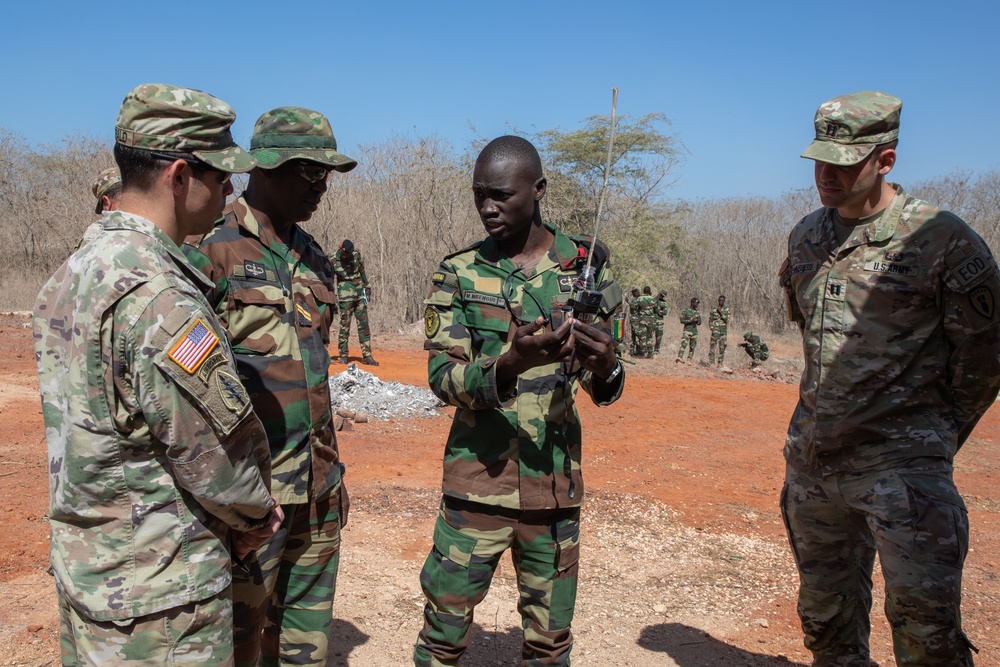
[1,1,996,201]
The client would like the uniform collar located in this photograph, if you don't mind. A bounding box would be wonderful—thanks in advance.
[102,210,215,292]
[814,183,906,251]
[475,221,577,276]
[227,195,306,255]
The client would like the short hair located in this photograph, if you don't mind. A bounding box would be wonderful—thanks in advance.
[476,136,543,180]
[97,183,123,213]
[642,286,652,294]
[114,144,210,192]
[631,288,640,296]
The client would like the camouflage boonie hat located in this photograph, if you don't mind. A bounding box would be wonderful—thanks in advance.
[115,83,256,173]
[658,289,668,297]
[91,167,121,213]
[744,331,752,340]
[249,106,357,172]
[801,91,901,166]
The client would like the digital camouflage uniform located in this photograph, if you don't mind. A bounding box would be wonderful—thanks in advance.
[332,247,373,358]
[186,193,345,667]
[36,210,275,666]
[415,223,626,666]
[653,290,669,354]
[707,304,730,366]
[635,292,656,357]
[781,90,1000,667]
[676,305,701,362]
[77,167,122,249]
[738,332,768,367]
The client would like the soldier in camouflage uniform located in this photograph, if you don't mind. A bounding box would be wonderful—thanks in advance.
[738,331,768,367]
[185,106,356,667]
[653,288,669,354]
[626,287,641,355]
[707,294,730,366]
[780,91,1000,666]
[34,83,281,666]
[415,136,625,666]
[635,286,657,358]
[77,166,122,249]
[332,239,378,365]
[675,297,701,364]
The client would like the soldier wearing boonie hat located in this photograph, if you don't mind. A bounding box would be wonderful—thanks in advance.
[36,82,281,666]
[780,91,1000,665]
[184,105,353,667]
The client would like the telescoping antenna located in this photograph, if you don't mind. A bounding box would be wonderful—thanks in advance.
[568,87,619,322]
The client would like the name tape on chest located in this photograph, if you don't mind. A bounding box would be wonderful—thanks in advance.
[169,319,220,374]
[792,262,817,274]
[463,290,506,308]
[863,260,918,276]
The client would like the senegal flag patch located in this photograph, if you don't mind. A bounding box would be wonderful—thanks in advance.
[168,318,220,374]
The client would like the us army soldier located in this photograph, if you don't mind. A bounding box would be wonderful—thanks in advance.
[77,166,122,248]
[34,83,281,666]
[780,90,1000,666]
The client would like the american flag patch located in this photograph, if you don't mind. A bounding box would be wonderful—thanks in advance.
[168,318,220,374]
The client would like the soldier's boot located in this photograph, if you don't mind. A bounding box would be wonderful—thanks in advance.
[361,355,379,366]
[338,355,349,364]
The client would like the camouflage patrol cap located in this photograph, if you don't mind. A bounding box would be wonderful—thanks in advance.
[801,91,901,166]
[115,83,256,173]
[249,107,357,172]
[91,167,121,213]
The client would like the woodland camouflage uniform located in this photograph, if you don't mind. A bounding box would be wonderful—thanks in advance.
[738,331,768,367]
[185,105,355,667]
[653,289,669,354]
[707,301,730,366]
[415,223,625,666]
[626,290,640,354]
[35,84,274,665]
[676,300,701,362]
[635,291,656,357]
[781,90,1000,666]
[332,244,374,359]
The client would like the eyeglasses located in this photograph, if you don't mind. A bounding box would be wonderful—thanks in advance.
[502,266,551,327]
[290,161,333,184]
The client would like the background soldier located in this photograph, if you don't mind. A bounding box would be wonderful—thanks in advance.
[626,287,641,355]
[77,166,122,248]
[415,136,625,666]
[653,288,669,354]
[738,330,768,367]
[186,106,355,667]
[676,297,701,364]
[636,286,657,358]
[333,239,378,365]
[780,90,1000,665]
[707,294,730,366]
[35,83,280,666]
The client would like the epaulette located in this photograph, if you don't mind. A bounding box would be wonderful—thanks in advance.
[443,239,484,260]
[569,233,610,272]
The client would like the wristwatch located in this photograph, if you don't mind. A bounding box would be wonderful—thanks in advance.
[602,359,623,382]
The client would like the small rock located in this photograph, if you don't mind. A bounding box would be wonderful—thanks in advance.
[27,624,42,633]
[653,604,666,613]
[755,618,769,628]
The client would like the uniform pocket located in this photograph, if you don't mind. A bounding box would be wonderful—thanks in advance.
[228,281,286,355]
[900,473,969,567]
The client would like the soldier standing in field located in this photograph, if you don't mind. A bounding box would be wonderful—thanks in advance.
[333,239,378,365]
[626,286,641,355]
[780,90,1000,666]
[34,83,281,666]
[414,135,625,666]
[636,286,657,358]
[185,106,355,667]
[653,288,669,355]
[77,166,122,248]
[707,294,730,366]
[676,296,701,364]
[738,330,768,367]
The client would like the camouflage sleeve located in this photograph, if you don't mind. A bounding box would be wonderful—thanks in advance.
[359,253,370,290]
[580,258,626,406]
[941,231,1000,446]
[423,262,511,410]
[779,256,805,331]
[118,284,274,531]
[181,243,230,311]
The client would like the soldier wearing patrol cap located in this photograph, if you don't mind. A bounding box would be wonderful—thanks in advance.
[34,83,282,666]
[780,90,1000,666]
[184,106,355,667]
[77,166,123,248]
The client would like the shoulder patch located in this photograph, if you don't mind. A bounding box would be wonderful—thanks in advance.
[216,367,250,412]
[168,318,220,374]
[424,306,441,338]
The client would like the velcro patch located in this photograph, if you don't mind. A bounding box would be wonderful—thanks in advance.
[969,285,996,320]
[826,279,847,301]
[216,367,249,412]
[244,260,268,280]
[792,263,817,274]
[464,290,505,308]
[557,275,574,293]
[296,302,313,325]
[863,260,917,276]
[953,251,992,287]
[168,319,220,374]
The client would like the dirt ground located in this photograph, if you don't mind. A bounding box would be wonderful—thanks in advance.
[1,312,998,666]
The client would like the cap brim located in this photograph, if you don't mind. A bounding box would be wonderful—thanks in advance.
[800,140,875,166]
[251,147,358,173]
[193,145,257,173]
